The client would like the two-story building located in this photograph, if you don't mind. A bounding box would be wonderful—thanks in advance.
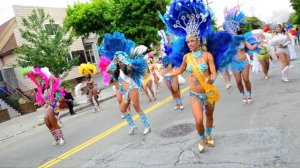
[0,5,100,93]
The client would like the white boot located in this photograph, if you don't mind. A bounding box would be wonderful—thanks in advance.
[282,67,289,82]
[52,141,58,146]
[143,127,151,135]
[59,138,65,145]
[93,106,97,113]
[128,126,138,135]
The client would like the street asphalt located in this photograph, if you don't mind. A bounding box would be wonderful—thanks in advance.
[0,47,299,168]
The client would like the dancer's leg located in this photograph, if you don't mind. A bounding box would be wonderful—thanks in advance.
[189,95,205,152]
[241,65,252,103]
[278,52,290,81]
[128,88,151,135]
[205,103,215,147]
[233,72,246,103]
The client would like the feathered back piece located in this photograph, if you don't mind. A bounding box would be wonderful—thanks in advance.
[163,0,213,39]
[98,31,136,85]
[114,51,148,88]
[162,36,190,68]
[98,32,147,87]
[223,6,245,34]
[98,56,111,85]
[22,67,63,104]
[131,45,147,58]
[99,32,135,61]
[24,67,50,91]
[129,55,148,88]
[206,31,245,71]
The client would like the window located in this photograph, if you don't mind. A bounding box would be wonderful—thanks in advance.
[70,50,87,65]
[44,24,59,35]
[0,71,3,82]
[84,44,96,63]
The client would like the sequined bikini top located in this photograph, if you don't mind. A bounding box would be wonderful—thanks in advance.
[186,63,208,74]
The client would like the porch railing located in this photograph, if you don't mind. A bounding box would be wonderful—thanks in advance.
[0,81,32,111]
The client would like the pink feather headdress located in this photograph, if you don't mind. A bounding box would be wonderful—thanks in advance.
[98,56,112,85]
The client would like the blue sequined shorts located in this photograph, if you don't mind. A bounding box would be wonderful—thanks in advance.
[189,91,207,105]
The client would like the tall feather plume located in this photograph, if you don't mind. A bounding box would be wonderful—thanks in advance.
[223,6,245,34]
[130,45,148,58]
[129,56,147,88]
[99,32,135,61]
[165,36,189,68]
[163,0,213,39]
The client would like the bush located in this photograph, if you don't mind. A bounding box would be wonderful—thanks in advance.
[61,81,75,90]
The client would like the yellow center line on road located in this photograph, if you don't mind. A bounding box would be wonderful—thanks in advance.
[39,86,189,168]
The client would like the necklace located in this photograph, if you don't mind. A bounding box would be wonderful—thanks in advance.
[192,50,203,58]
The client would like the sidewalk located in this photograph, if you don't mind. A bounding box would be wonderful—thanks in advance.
[0,85,116,141]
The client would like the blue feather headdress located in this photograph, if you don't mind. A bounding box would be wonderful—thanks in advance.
[162,0,213,39]
[223,6,245,34]
[99,31,147,88]
[99,32,135,61]
[160,1,246,73]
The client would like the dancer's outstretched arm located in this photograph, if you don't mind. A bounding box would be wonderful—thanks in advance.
[168,55,187,77]
[245,41,258,50]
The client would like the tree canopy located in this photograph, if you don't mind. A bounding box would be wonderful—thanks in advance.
[239,16,263,33]
[290,0,300,25]
[65,0,170,48]
[288,12,299,25]
[16,8,78,78]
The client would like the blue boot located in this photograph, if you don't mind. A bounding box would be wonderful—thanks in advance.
[139,113,151,135]
[124,113,137,135]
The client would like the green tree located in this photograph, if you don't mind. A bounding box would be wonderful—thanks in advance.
[288,12,299,24]
[16,8,78,78]
[245,16,263,30]
[291,0,300,12]
[64,0,113,37]
[239,16,263,33]
[290,0,300,24]
[110,0,170,47]
[65,0,170,47]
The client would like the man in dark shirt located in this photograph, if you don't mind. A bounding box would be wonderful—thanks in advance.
[64,88,76,115]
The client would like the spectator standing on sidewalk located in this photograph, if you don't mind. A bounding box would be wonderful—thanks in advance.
[64,88,76,115]
[297,27,300,44]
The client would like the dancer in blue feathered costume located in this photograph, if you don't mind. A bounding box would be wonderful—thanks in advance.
[99,32,151,136]
[223,6,261,104]
[159,34,189,110]
[160,0,245,153]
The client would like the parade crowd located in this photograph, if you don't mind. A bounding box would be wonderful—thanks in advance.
[23,0,298,154]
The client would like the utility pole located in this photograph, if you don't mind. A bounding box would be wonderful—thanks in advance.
[205,0,213,8]
[236,0,240,9]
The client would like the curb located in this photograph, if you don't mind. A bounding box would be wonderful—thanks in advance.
[58,94,116,118]
[0,95,116,142]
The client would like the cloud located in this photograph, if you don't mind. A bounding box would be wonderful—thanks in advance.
[268,10,292,24]
[210,0,294,26]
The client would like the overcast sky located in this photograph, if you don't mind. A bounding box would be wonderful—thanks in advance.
[0,0,294,26]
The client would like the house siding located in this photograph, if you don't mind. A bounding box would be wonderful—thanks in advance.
[11,5,89,88]
[64,66,83,81]
[2,53,17,67]
[70,38,85,51]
